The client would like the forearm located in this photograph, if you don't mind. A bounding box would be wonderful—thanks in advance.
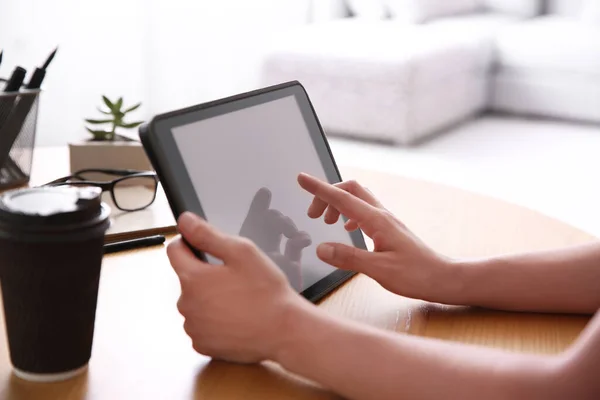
[451,242,600,314]
[276,302,564,400]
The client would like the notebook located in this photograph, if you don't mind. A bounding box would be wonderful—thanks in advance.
[102,183,177,243]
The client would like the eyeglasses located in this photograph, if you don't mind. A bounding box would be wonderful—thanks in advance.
[44,168,159,212]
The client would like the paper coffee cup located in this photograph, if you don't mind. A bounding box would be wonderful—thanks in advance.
[0,186,110,382]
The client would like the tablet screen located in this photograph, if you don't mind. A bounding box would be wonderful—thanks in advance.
[170,95,354,292]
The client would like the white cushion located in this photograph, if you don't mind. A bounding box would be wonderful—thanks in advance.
[426,14,522,69]
[495,16,600,75]
[427,13,522,37]
[262,20,414,91]
[547,0,585,17]
[481,0,542,18]
[580,0,600,25]
[385,0,481,23]
[346,0,387,19]
[492,70,600,123]
[262,19,488,81]
[259,18,494,143]
[311,0,348,22]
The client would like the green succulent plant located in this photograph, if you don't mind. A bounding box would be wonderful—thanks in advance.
[85,96,144,141]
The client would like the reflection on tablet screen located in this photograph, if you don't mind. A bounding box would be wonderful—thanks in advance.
[171,95,354,291]
[239,187,312,292]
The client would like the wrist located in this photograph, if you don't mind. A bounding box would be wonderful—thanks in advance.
[429,254,472,306]
[441,256,491,307]
[272,297,321,365]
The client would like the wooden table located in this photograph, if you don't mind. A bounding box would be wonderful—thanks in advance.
[0,148,595,399]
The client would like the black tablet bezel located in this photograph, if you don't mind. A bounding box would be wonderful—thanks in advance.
[139,81,366,303]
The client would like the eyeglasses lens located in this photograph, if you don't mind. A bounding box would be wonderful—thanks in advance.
[113,176,156,211]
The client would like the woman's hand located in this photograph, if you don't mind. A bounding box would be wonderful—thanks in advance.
[167,212,306,364]
[298,173,461,303]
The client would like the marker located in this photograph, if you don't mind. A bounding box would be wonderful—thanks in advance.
[0,66,26,130]
[2,66,26,92]
[103,234,166,254]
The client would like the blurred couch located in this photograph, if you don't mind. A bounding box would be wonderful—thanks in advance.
[259,0,600,144]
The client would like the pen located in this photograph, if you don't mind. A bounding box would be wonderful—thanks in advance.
[0,47,58,177]
[0,50,3,70]
[103,234,166,254]
[26,46,57,89]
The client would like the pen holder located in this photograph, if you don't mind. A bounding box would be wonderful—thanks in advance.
[0,89,41,190]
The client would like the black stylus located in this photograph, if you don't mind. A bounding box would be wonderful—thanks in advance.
[0,50,3,70]
[103,234,166,254]
[26,46,57,89]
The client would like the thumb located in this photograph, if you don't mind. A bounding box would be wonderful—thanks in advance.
[316,242,377,272]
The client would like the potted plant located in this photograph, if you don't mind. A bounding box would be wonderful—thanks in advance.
[69,96,152,173]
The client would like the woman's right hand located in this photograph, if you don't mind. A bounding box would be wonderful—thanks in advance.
[297,173,461,304]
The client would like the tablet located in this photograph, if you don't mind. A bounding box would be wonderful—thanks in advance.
[139,81,367,303]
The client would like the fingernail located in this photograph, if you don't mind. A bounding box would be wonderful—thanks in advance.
[298,172,314,182]
[178,212,197,235]
[317,243,335,260]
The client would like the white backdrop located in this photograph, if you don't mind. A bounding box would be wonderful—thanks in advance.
[0,0,313,146]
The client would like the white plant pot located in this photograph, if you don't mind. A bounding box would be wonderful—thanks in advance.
[68,140,152,173]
